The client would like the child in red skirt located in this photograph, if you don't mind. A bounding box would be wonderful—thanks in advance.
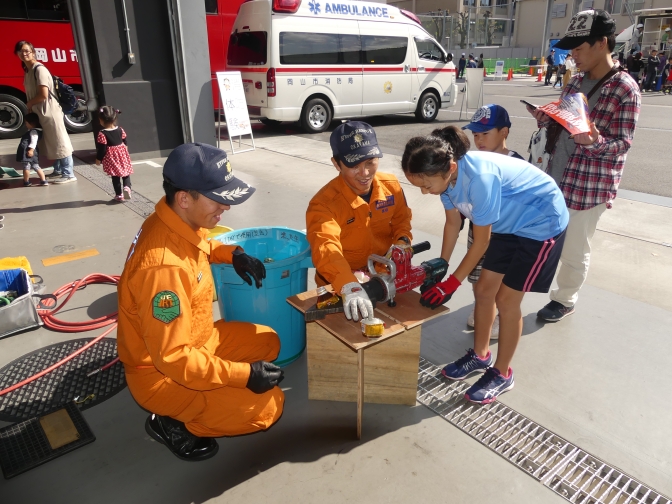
[95,106,133,202]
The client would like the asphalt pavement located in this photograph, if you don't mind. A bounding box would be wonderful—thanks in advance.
[284,75,672,198]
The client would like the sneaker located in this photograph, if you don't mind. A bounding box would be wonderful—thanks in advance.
[442,348,493,380]
[51,176,77,184]
[23,181,32,187]
[537,300,575,322]
[467,310,499,340]
[39,180,49,186]
[46,171,62,178]
[464,367,515,404]
[51,177,77,184]
[123,186,132,200]
[114,195,125,202]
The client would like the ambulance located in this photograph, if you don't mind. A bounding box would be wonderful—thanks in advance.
[227,0,457,133]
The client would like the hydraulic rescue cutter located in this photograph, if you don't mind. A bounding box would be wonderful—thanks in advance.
[304,241,448,321]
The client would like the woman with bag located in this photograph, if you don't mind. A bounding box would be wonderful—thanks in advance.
[15,40,76,184]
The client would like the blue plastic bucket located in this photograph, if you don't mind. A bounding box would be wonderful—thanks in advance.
[210,227,313,366]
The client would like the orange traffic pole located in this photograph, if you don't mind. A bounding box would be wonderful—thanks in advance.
[529,66,534,76]
[536,68,542,82]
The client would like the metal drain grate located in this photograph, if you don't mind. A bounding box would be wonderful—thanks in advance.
[74,162,156,218]
[0,338,126,422]
[416,357,671,504]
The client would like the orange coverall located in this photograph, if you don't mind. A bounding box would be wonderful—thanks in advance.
[306,172,412,293]
[117,198,284,437]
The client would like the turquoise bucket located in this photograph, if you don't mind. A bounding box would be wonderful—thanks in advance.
[210,227,313,366]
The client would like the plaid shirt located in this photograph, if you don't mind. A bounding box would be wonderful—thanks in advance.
[541,69,641,211]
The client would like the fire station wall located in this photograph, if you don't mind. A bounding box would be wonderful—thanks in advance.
[86,0,183,157]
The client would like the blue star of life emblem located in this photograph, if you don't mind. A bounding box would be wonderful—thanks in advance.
[309,1,321,14]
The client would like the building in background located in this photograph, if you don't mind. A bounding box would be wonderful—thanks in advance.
[387,0,672,58]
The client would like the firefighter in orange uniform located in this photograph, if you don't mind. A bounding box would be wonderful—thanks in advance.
[306,122,412,321]
[117,143,284,462]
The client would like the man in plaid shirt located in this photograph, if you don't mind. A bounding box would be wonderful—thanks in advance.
[527,9,641,321]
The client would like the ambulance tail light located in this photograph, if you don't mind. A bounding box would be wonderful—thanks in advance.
[267,68,276,97]
[400,9,422,25]
[273,0,301,13]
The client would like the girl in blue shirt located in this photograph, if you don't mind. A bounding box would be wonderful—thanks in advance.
[402,126,569,404]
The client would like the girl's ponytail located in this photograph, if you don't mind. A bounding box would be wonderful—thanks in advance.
[430,126,470,160]
[401,126,470,177]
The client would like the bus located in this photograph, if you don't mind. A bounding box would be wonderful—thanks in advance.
[0,0,245,139]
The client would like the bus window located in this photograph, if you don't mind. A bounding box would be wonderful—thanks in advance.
[0,0,28,19]
[227,31,267,66]
[25,0,69,21]
[362,36,408,65]
[204,0,218,14]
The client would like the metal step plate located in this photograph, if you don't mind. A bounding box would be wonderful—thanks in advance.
[416,357,671,504]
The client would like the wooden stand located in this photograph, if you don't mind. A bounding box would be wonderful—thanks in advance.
[287,289,449,439]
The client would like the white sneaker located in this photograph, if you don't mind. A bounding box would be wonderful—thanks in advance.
[490,316,500,340]
[467,310,500,340]
[51,176,77,184]
[123,186,132,200]
[467,309,475,328]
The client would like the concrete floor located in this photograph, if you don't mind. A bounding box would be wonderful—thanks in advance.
[0,78,671,503]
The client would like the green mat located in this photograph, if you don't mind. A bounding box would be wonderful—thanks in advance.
[0,166,53,178]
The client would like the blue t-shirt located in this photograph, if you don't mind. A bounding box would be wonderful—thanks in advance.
[440,151,569,241]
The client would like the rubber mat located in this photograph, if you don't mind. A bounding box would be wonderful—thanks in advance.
[0,401,95,479]
[0,338,126,422]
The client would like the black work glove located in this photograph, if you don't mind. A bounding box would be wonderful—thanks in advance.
[246,361,284,394]
[232,248,266,288]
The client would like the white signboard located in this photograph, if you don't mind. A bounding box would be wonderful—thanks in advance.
[465,68,484,109]
[216,71,254,153]
[494,60,505,78]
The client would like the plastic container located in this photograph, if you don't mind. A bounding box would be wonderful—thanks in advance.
[207,225,233,241]
[210,227,313,366]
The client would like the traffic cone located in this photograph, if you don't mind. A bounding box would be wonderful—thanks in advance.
[529,66,534,76]
[507,68,513,80]
[483,67,487,77]
[536,68,542,82]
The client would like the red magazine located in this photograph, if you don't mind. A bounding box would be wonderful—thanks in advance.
[538,93,591,135]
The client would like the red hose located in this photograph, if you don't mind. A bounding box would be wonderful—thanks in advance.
[0,273,121,397]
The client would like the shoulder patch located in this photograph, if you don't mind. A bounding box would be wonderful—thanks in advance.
[152,291,181,323]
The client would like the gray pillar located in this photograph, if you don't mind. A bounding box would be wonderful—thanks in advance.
[168,0,216,146]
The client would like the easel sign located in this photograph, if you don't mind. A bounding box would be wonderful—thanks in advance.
[215,71,255,154]
[494,60,505,79]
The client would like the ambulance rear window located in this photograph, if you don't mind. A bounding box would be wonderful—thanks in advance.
[280,32,362,65]
[227,31,268,66]
[362,36,408,65]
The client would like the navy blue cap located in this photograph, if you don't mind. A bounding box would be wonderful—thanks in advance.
[163,143,255,205]
[330,121,382,168]
[462,104,512,133]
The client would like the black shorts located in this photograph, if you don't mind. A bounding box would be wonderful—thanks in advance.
[481,230,566,293]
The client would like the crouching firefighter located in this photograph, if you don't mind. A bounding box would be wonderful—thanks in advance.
[117,143,284,461]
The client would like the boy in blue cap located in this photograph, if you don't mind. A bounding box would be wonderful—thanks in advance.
[460,104,524,336]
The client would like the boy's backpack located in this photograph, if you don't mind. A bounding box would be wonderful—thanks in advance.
[34,64,79,115]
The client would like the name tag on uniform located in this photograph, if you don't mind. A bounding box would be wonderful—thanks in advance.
[375,195,395,210]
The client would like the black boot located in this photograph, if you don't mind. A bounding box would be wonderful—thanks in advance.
[145,414,219,461]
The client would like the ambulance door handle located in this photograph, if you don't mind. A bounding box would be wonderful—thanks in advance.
[404,64,410,73]
[418,66,425,72]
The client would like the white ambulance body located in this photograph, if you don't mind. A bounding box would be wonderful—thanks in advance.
[227,0,457,133]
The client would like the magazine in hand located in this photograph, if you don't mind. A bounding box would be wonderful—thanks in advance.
[538,93,591,135]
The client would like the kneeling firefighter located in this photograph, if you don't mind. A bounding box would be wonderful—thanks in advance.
[117,143,284,461]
